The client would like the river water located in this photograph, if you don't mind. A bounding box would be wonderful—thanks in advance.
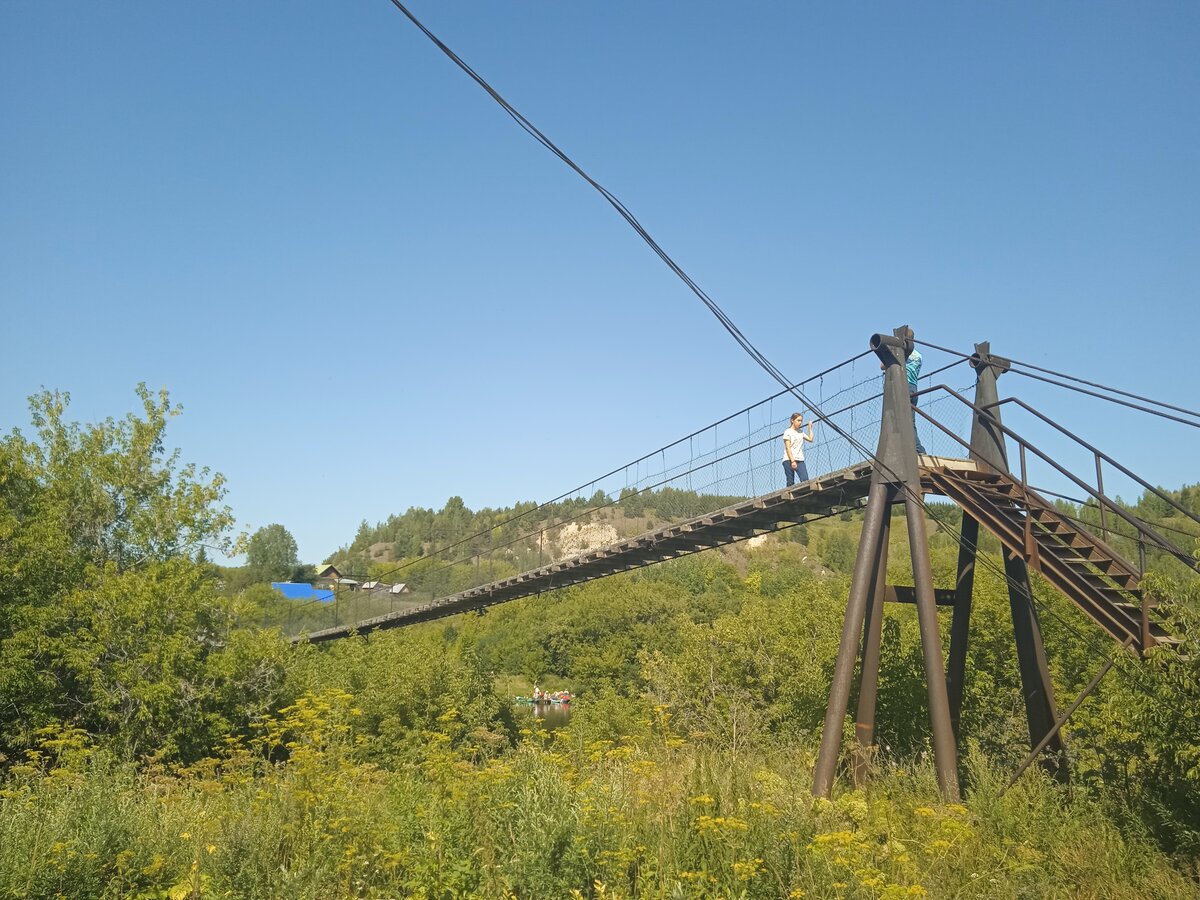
[516,701,571,730]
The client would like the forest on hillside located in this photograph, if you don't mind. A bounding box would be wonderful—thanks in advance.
[330,482,1200,574]
[326,486,751,575]
[2,389,1199,899]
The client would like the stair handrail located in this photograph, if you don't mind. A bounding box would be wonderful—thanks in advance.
[977,396,1200,529]
[912,385,1199,572]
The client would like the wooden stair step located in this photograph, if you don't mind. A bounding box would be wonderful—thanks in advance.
[1147,622,1181,642]
[1072,571,1130,590]
[958,469,1004,482]
[1110,598,1161,613]
[1054,552,1121,571]
[1030,516,1074,535]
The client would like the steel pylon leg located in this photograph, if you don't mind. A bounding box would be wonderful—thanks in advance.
[853,505,891,785]
[813,478,892,798]
[904,492,961,801]
[968,342,1065,780]
[1005,554,1066,780]
[945,513,979,739]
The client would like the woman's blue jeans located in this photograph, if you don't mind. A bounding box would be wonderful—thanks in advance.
[783,459,809,486]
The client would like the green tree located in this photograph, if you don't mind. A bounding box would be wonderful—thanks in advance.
[0,386,285,761]
[246,523,300,582]
[0,386,232,584]
[820,530,856,573]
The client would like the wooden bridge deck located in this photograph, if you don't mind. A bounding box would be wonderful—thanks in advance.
[297,458,976,644]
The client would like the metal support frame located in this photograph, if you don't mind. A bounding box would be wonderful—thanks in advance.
[1002,636,1133,793]
[966,343,1065,779]
[814,327,959,801]
[945,513,978,739]
[853,508,890,784]
[813,336,1084,799]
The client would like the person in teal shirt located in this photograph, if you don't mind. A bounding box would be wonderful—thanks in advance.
[906,348,926,453]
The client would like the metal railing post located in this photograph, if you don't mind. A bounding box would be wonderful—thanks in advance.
[1019,444,1038,566]
[1095,454,1108,542]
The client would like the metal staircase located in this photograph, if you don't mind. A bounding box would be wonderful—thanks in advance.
[925,461,1180,654]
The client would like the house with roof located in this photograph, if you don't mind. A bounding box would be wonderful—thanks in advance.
[315,564,342,582]
[314,564,362,592]
[360,581,412,595]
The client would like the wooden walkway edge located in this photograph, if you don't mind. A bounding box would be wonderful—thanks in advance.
[295,459,976,644]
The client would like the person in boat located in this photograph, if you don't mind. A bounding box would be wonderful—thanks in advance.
[782,412,814,486]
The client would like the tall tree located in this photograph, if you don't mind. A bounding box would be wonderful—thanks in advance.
[0,386,285,761]
[246,523,300,582]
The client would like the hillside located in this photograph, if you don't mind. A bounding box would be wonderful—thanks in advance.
[327,487,750,571]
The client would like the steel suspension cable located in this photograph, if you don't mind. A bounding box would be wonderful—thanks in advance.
[1007,356,1200,420]
[354,352,875,589]
[1004,368,1200,428]
[338,376,919,600]
[379,0,947,517]
[385,0,809,390]
[914,339,1200,424]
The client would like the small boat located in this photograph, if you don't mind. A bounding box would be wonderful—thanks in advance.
[515,690,572,705]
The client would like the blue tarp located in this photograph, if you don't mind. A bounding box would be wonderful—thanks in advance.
[271,582,335,603]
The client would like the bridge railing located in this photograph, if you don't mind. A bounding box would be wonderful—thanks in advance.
[272,354,977,638]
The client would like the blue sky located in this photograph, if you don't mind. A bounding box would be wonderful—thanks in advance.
[2,2,1197,562]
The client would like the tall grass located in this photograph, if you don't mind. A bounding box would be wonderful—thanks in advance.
[0,695,1193,899]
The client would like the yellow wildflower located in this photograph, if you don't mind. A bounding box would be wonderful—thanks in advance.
[732,858,764,881]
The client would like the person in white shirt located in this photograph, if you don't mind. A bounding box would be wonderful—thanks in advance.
[782,412,814,486]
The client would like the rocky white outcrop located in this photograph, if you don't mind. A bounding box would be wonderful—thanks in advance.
[555,521,620,558]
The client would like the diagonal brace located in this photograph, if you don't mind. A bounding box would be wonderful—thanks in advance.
[1001,635,1134,794]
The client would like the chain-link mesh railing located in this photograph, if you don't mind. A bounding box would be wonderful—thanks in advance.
[273,353,977,637]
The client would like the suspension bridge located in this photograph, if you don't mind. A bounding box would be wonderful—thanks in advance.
[285,330,1198,800]
[270,1,1200,803]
